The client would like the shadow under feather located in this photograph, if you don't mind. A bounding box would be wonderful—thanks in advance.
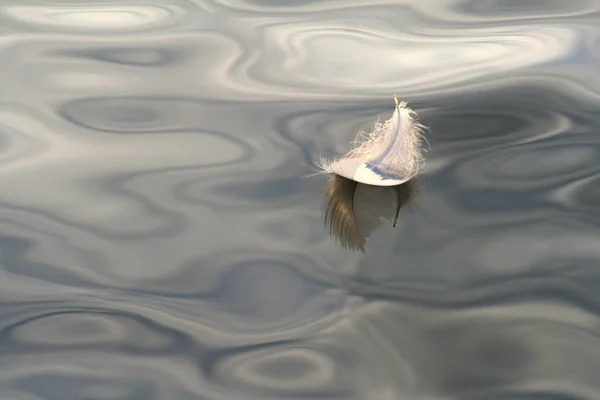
[324,175,417,252]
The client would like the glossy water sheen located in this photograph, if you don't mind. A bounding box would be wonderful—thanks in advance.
[0,0,599,399]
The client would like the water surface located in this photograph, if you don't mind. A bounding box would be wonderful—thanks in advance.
[0,0,599,399]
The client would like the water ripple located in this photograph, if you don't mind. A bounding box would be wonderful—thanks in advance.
[1,309,176,351]
[248,24,575,94]
[203,342,356,398]
[0,1,197,34]
[54,46,181,67]
[202,0,592,101]
[455,0,600,22]
[0,0,599,399]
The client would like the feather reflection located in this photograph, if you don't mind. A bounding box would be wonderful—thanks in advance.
[324,175,417,252]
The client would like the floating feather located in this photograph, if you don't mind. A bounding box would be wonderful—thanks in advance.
[318,95,426,186]
[315,95,427,251]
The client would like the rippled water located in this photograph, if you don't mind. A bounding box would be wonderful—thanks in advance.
[0,0,600,399]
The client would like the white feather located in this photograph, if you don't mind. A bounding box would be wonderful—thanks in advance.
[318,96,426,186]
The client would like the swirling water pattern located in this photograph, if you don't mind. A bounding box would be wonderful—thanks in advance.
[0,0,599,398]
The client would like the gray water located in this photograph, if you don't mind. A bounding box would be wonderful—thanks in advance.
[0,0,599,399]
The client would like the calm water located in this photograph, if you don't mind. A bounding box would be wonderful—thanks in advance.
[0,0,599,399]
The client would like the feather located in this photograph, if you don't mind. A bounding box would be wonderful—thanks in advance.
[317,95,426,186]
[324,174,417,252]
[315,95,427,251]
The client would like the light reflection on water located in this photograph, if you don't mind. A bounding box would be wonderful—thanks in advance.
[0,0,599,399]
